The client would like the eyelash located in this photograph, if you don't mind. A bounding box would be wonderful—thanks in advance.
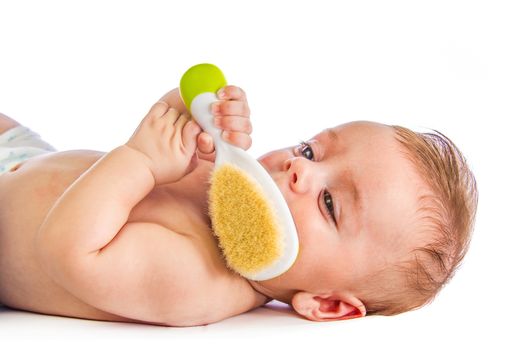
[297,141,337,224]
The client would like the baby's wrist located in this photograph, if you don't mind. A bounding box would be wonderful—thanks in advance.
[119,145,157,185]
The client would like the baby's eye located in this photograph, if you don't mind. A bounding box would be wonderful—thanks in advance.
[324,190,337,224]
[298,141,315,160]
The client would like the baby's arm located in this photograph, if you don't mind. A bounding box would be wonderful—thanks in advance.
[37,100,199,255]
[34,87,253,325]
[34,100,204,321]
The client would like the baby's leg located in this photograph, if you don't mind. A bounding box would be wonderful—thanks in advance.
[0,113,21,134]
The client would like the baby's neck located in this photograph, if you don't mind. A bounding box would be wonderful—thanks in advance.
[247,279,290,305]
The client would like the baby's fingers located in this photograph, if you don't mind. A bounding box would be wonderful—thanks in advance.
[212,100,250,118]
[221,130,252,151]
[214,115,253,135]
[217,85,246,101]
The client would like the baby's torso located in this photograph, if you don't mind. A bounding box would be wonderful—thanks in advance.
[0,150,265,323]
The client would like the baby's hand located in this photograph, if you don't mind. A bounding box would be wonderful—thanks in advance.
[196,85,252,162]
[126,101,202,185]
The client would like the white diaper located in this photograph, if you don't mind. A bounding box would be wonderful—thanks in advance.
[0,126,56,174]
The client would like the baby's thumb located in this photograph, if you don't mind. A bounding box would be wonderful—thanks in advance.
[196,132,216,163]
[182,120,202,153]
[197,132,215,154]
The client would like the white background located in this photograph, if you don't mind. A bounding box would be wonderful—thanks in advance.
[1,0,531,348]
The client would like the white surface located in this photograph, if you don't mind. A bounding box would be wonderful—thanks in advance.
[0,299,524,348]
[1,0,531,348]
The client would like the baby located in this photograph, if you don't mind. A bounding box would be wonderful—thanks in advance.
[0,86,478,326]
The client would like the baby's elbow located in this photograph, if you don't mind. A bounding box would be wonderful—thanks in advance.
[158,311,225,327]
[156,293,235,327]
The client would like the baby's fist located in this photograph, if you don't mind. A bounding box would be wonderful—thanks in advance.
[126,101,202,185]
[196,85,252,162]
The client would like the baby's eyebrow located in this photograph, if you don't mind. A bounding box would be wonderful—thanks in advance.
[324,128,339,142]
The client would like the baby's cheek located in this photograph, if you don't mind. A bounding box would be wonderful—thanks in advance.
[260,149,293,167]
[257,153,276,170]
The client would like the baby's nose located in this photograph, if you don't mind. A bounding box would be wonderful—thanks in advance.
[282,158,293,172]
[283,158,309,193]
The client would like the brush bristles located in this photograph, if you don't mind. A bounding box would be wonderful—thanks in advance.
[208,164,282,276]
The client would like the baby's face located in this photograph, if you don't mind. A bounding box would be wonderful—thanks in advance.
[256,121,427,297]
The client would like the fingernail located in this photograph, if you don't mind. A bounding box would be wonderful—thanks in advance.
[217,88,225,99]
[214,117,222,128]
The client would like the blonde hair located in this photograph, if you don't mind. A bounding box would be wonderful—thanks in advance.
[362,125,478,316]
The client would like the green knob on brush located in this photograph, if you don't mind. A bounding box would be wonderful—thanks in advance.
[179,63,227,110]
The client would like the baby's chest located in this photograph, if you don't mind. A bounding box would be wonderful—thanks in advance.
[128,186,212,241]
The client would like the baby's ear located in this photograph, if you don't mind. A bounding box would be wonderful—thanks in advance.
[291,291,366,321]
